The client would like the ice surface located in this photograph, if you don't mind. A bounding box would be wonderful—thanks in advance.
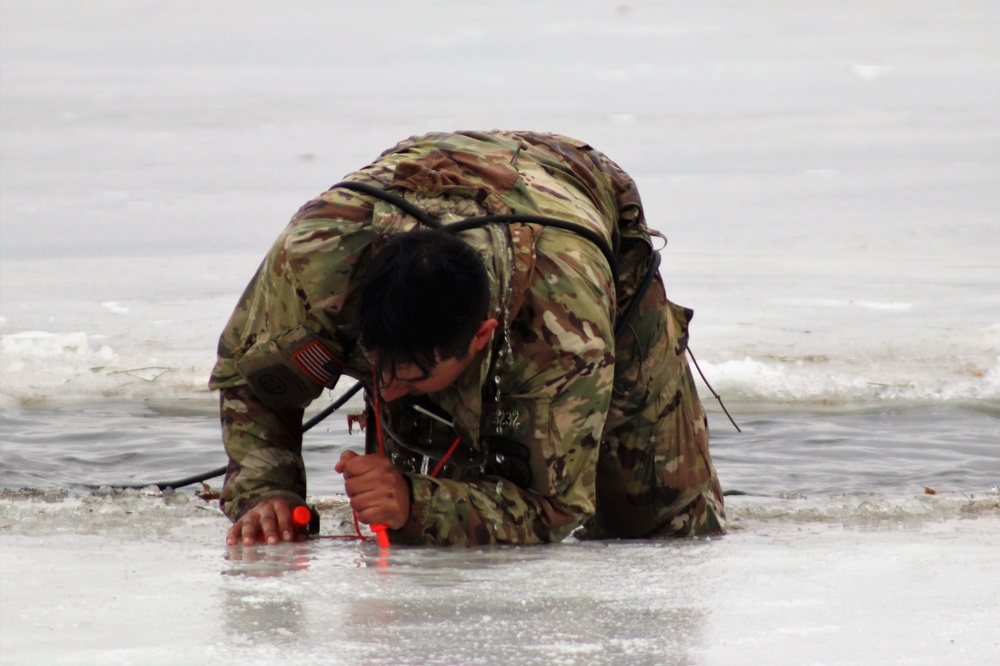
[2,491,999,665]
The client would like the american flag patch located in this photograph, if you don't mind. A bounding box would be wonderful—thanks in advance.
[291,340,342,386]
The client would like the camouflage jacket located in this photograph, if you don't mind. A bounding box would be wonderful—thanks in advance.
[210,130,723,546]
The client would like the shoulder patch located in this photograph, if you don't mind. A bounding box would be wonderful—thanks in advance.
[236,326,345,409]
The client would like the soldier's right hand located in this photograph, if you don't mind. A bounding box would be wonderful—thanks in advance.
[226,497,304,546]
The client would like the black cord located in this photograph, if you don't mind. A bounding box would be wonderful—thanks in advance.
[687,348,741,433]
[107,380,363,491]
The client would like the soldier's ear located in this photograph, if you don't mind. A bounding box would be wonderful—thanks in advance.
[469,318,498,354]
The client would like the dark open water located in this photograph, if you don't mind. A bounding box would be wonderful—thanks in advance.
[2,401,996,499]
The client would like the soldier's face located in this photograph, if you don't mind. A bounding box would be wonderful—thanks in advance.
[370,318,499,402]
[377,355,473,402]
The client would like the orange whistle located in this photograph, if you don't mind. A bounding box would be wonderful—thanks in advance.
[292,505,312,528]
[258,505,315,542]
[370,523,391,549]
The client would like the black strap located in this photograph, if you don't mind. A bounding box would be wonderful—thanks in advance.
[332,181,440,228]
[110,380,364,490]
[333,180,619,286]
[615,251,661,343]
[330,180,662,340]
[445,214,620,290]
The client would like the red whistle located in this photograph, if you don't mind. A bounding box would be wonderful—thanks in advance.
[292,505,313,528]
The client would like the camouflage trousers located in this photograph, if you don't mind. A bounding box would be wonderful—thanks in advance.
[579,275,726,540]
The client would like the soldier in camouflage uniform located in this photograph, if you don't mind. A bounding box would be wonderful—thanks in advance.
[210,130,725,547]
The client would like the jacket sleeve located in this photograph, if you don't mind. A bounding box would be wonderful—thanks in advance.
[217,384,306,521]
[209,205,371,521]
[207,233,312,520]
[388,229,616,546]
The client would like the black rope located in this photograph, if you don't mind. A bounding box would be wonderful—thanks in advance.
[687,348,741,432]
[107,380,363,491]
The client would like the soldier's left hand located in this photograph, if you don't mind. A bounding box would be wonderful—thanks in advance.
[335,451,411,530]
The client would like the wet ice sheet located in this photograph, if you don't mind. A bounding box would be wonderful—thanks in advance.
[2,494,998,665]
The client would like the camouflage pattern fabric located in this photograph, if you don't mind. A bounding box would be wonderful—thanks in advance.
[210,130,725,545]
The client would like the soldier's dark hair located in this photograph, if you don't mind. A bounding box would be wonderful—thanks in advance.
[358,228,491,381]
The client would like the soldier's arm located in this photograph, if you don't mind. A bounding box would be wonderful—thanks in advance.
[209,199,372,527]
[217,384,306,523]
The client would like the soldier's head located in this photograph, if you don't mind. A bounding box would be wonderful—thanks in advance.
[358,228,497,401]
